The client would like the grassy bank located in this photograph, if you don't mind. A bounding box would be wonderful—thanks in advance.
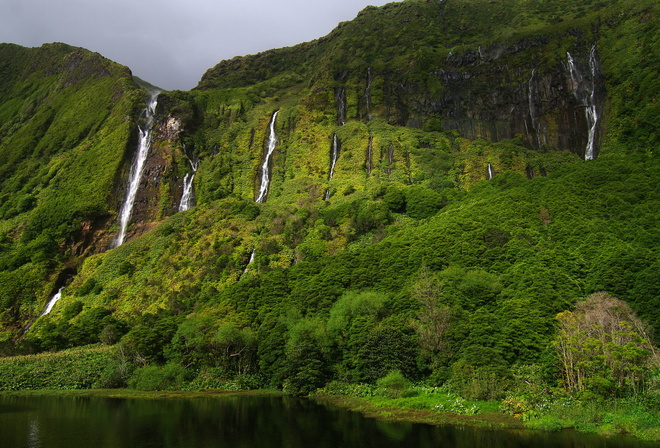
[311,379,660,442]
[313,394,521,429]
[0,388,282,400]
[518,396,660,442]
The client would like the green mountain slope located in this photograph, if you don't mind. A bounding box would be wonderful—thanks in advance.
[0,43,151,333]
[0,0,658,406]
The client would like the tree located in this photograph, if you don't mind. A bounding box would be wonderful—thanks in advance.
[282,317,331,395]
[410,265,453,370]
[554,292,657,397]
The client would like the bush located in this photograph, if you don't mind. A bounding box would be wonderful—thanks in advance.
[127,363,190,391]
[376,369,412,398]
[93,352,136,389]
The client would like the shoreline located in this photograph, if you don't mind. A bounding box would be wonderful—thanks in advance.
[3,389,658,443]
[0,388,284,400]
[311,393,524,430]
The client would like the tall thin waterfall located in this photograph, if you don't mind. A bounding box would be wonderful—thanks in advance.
[335,88,347,125]
[242,249,256,276]
[178,157,199,212]
[567,46,599,160]
[325,134,340,200]
[41,287,64,316]
[528,69,542,149]
[114,89,160,247]
[585,46,599,161]
[256,111,279,203]
[366,135,373,177]
[387,144,394,176]
[365,67,372,120]
[487,162,494,180]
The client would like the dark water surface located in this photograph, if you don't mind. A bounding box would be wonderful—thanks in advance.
[0,394,655,448]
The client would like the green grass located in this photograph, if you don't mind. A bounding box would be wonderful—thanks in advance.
[521,397,660,441]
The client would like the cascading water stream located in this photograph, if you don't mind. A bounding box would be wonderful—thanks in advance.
[324,134,340,200]
[255,111,279,203]
[584,46,599,161]
[335,88,347,125]
[242,249,256,275]
[114,89,160,247]
[528,69,542,149]
[366,135,373,178]
[178,157,199,212]
[567,47,599,160]
[41,287,64,316]
[387,144,394,176]
[365,67,372,120]
[487,162,494,180]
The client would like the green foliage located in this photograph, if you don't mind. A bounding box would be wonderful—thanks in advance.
[120,313,180,364]
[317,381,484,416]
[554,292,656,397]
[404,186,445,219]
[127,363,190,391]
[0,345,113,390]
[376,370,412,398]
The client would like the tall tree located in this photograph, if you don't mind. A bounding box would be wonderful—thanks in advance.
[554,292,657,396]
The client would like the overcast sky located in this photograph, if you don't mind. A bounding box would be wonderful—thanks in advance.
[1,0,394,91]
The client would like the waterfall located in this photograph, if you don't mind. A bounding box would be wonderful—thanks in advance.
[114,89,160,247]
[328,134,340,181]
[405,148,413,184]
[365,67,372,120]
[526,165,535,179]
[324,134,340,200]
[585,46,599,161]
[566,47,599,160]
[242,249,256,276]
[178,157,199,212]
[387,144,394,176]
[528,69,541,149]
[335,87,347,125]
[255,111,279,203]
[41,287,64,316]
[366,135,373,178]
[487,162,494,180]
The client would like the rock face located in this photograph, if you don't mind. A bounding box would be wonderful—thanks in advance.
[109,99,189,247]
[355,37,605,159]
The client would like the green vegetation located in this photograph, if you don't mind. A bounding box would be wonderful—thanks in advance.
[0,345,114,390]
[0,0,659,441]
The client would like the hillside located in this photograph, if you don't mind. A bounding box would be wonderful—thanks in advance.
[0,0,658,414]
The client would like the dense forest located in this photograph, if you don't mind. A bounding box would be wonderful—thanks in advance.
[0,0,659,437]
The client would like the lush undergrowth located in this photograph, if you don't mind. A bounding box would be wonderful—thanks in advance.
[1,346,659,441]
[316,373,660,441]
[0,344,113,391]
[522,397,660,441]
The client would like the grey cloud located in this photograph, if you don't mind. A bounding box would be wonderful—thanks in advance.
[1,0,393,90]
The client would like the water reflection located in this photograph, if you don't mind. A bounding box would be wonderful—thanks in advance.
[0,394,656,448]
[27,420,40,448]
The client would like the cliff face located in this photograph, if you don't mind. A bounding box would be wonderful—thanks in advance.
[378,38,606,159]
[108,99,189,247]
[196,1,616,161]
[310,28,607,161]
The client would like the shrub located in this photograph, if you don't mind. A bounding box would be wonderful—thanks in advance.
[376,369,412,398]
[127,363,189,391]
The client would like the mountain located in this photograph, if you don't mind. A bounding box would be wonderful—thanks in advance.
[0,0,658,400]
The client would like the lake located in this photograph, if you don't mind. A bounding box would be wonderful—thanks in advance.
[0,394,655,448]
